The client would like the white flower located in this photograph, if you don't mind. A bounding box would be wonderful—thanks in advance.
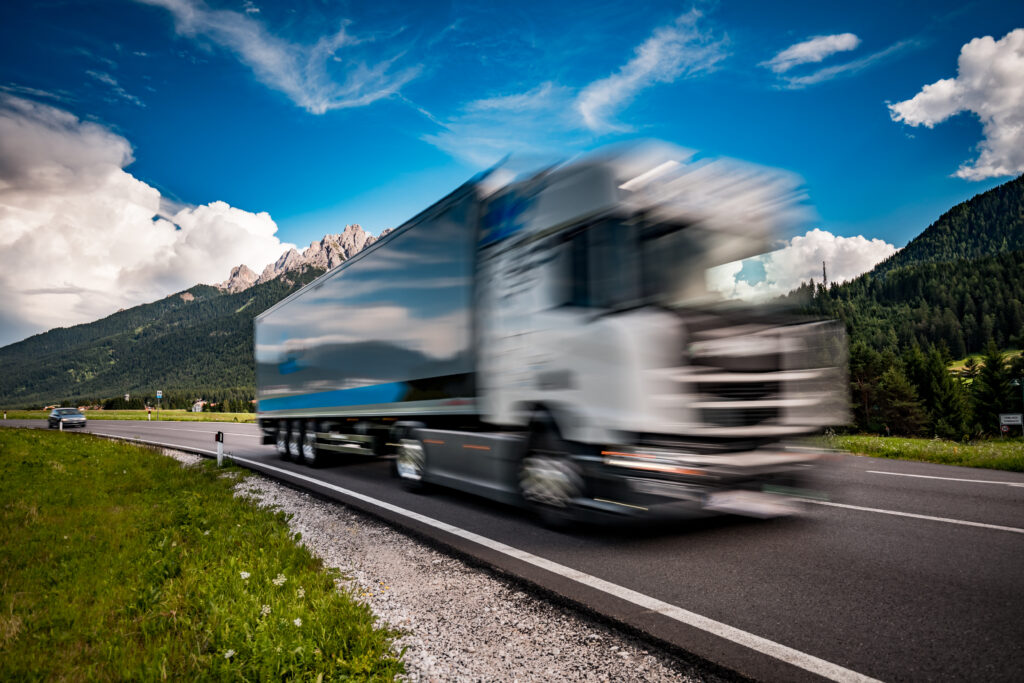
[272,573,287,586]
[224,649,235,659]
[204,530,210,536]
[297,587,305,599]
[261,604,271,617]
[239,571,250,580]
[293,618,302,627]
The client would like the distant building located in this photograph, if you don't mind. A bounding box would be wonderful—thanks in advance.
[192,400,206,413]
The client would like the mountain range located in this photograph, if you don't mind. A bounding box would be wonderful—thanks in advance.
[218,223,387,293]
[1,176,1022,409]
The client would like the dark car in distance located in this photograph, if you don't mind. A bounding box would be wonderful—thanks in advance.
[48,408,87,429]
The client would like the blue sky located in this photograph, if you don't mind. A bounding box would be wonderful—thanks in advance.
[1,0,1023,344]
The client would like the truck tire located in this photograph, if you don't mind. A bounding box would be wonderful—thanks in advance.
[275,424,290,459]
[301,421,323,467]
[395,438,427,492]
[287,421,303,460]
[518,420,585,528]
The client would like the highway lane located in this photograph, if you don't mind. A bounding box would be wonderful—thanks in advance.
[6,418,1023,682]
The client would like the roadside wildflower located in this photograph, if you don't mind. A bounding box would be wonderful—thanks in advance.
[224,649,235,660]
[272,573,287,586]
[204,529,210,535]
[293,618,302,627]
[239,571,250,580]
[261,604,271,617]
[297,587,305,599]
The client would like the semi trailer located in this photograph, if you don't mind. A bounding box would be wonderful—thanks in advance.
[255,144,847,523]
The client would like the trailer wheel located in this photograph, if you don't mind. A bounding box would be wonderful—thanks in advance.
[395,438,427,492]
[275,424,290,459]
[301,422,322,467]
[519,421,584,528]
[287,421,303,460]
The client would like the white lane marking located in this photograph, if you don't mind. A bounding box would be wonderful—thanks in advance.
[805,500,1024,535]
[228,454,880,683]
[867,470,1024,488]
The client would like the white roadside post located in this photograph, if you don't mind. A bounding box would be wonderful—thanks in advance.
[216,430,224,467]
[59,416,63,432]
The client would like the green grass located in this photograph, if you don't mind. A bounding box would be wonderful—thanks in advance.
[0,428,403,680]
[947,349,1021,371]
[2,409,256,423]
[821,434,1024,472]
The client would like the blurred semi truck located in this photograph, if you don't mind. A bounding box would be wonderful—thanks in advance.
[255,143,847,523]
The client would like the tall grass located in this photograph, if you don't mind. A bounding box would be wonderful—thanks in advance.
[822,434,1024,472]
[0,428,403,680]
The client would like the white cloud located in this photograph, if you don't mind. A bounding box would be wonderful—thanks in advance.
[575,9,727,133]
[136,0,419,114]
[709,228,898,300]
[0,95,293,346]
[782,40,913,88]
[888,28,1024,180]
[423,11,726,165]
[422,82,580,166]
[85,70,145,107]
[762,33,860,73]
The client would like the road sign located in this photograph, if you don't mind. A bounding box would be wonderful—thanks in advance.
[156,390,163,400]
[999,413,1022,425]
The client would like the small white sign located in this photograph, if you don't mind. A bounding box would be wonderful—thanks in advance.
[999,413,1022,425]
[156,390,163,400]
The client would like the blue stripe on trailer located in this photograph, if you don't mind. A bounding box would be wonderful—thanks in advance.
[258,382,408,412]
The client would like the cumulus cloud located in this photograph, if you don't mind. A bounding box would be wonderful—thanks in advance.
[0,95,293,346]
[888,28,1024,180]
[762,33,860,73]
[136,0,419,114]
[708,228,898,300]
[576,9,727,133]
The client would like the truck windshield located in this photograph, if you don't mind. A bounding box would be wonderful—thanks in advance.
[560,218,743,310]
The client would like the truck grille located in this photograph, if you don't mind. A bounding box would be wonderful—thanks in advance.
[678,319,848,434]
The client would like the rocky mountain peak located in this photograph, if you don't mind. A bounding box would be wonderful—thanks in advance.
[217,264,258,293]
[220,224,384,293]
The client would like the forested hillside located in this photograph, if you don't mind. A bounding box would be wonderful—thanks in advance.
[796,174,1024,438]
[0,268,324,408]
[871,174,1024,276]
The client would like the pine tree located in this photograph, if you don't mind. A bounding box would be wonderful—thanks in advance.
[972,341,1012,434]
[925,348,970,439]
[877,365,927,435]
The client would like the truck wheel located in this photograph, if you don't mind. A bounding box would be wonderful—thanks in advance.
[275,425,290,459]
[519,424,584,528]
[288,421,303,460]
[301,422,322,467]
[395,438,427,492]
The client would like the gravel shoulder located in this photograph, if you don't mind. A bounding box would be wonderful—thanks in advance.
[162,448,718,681]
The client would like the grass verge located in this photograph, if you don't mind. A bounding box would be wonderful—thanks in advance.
[822,434,1024,472]
[2,409,256,423]
[0,428,403,680]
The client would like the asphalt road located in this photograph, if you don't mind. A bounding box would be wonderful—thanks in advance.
[6,418,1024,682]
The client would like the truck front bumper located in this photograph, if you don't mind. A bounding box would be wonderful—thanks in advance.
[577,445,822,519]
